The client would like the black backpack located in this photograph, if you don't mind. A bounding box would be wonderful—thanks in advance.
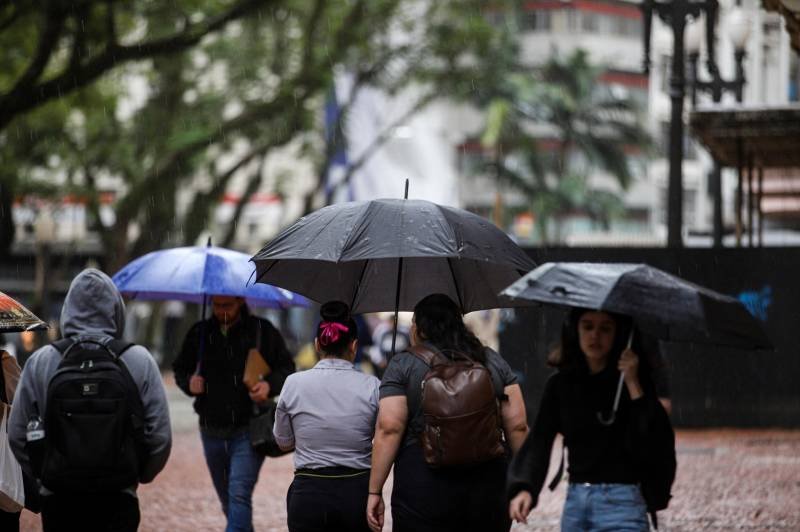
[38,338,146,493]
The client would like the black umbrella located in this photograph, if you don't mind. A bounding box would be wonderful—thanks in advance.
[501,262,772,423]
[252,194,535,352]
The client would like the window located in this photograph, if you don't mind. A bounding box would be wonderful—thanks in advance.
[520,10,552,32]
[659,55,671,94]
[484,10,506,28]
[658,187,697,227]
[581,12,598,32]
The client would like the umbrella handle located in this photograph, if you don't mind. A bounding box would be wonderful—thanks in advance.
[596,329,634,426]
[597,374,626,426]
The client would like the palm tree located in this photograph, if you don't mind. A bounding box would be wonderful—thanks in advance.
[480,49,652,244]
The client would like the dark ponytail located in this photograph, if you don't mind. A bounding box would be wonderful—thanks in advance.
[316,301,358,357]
[413,293,486,363]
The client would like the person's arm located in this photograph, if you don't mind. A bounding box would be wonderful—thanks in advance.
[272,389,295,452]
[132,347,172,484]
[621,348,663,456]
[8,349,47,477]
[501,383,528,453]
[507,374,560,516]
[619,347,644,400]
[172,322,202,397]
[367,395,408,532]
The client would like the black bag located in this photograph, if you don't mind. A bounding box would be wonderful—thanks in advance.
[38,338,146,493]
[249,400,290,458]
[639,400,677,529]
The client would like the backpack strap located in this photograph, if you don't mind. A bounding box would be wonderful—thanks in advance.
[52,337,134,360]
[106,339,135,359]
[51,338,75,355]
[407,345,447,367]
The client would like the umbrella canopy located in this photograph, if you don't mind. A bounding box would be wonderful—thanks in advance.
[0,291,47,332]
[501,262,772,350]
[112,245,309,309]
[251,198,536,313]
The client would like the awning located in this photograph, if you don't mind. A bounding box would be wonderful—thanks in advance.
[689,105,800,168]
[763,0,800,53]
[689,105,800,230]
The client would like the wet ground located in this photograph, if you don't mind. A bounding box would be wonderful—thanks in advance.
[20,374,800,531]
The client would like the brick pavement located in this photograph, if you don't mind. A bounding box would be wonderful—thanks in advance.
[18,374,800,531]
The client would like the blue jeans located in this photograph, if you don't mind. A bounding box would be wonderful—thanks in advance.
[561,483,650,532]
[200,430,265,532]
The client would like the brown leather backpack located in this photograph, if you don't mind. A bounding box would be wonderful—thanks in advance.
[409,345,505,467]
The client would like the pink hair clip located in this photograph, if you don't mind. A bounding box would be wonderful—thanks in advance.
[319,321,349,346]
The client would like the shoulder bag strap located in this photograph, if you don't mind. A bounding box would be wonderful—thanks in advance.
[547,443,566,491]
[0,352,6,404]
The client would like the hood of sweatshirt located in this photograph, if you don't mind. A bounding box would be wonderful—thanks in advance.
[60,268,126,339]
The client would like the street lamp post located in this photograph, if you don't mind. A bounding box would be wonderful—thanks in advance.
[641,0,719,248]
[685,8,750,247]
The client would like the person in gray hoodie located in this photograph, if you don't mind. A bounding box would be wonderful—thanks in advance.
[8,268,172,532]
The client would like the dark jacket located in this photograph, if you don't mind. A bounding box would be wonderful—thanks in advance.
[507,364,659,507]
[172,307,294,437]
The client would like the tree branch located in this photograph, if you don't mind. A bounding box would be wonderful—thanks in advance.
[0,0,273,130]
[0,2,29,33]
[105,0,117,46]
[221,154,266,248]
[69,4,89,72]
[3,4,64,107]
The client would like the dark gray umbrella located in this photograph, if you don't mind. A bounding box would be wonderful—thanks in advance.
[501,262,772,423]
[251,198,536,315]
[501,262,771,349]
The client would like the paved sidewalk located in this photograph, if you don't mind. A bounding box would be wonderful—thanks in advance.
[19,373,800,531]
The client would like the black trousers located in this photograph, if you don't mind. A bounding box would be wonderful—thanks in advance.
[0,510,20,532]
[391,443,511,532]
[287,468,371,532]
[41,492,140,532]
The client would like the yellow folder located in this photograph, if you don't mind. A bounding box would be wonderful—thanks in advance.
[243,349,271,390]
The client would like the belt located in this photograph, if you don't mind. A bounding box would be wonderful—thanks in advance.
[571,481,639,487]
[294,466,370,479]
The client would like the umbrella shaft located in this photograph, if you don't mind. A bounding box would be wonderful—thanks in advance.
[611,330,634,413]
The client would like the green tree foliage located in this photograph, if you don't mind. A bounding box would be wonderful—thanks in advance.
[480,48,653,243]
[1,0,509,266]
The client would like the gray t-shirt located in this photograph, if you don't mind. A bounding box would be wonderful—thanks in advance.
[379,343,518,447]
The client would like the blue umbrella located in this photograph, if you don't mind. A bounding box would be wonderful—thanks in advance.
[112,245,309,309]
